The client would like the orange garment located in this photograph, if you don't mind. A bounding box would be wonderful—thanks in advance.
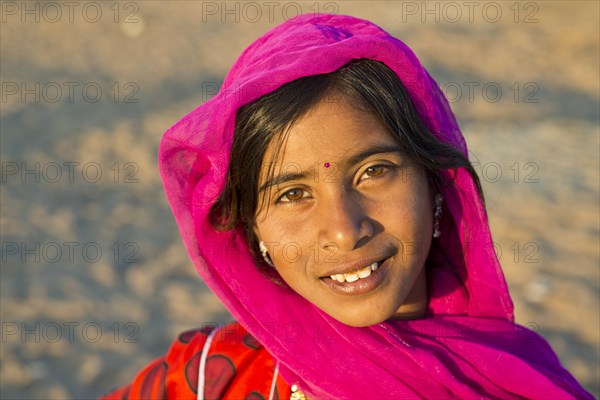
[101,322,291,399]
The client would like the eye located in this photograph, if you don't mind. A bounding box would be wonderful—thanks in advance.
[361,164,391,180]
[276,188,307,204]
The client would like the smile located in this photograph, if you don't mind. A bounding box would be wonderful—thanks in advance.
[320,258,390,296]
[329,261,380,283]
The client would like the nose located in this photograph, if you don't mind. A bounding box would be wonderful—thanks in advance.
[318,190,374,252]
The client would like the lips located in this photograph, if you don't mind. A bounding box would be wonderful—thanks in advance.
[319,257,391,296]
[329,261,380,283]
[320,256,388,278]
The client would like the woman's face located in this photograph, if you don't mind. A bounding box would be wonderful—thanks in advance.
[254,96,434,327]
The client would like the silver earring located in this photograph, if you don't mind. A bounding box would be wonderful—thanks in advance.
[433,194,443,238]
[259,241,274,267]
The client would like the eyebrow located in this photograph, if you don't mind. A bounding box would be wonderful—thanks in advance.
[345,144,403,168]
[258,144,403,194]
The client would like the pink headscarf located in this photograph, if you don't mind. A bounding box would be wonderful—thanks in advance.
[158,14,592,399]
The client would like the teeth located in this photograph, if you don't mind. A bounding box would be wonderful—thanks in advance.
[329,262,380,283]
[357,266,372,278]
[345,272,360,282]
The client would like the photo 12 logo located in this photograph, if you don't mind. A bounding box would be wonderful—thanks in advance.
[1,321,140,344]
[1,161,140,184]
[438,81,540,104]
[1,1,140,24]
[200,1,339,23]
[1,81,140,104]
[399,1,540,24]
[1,241,140,264]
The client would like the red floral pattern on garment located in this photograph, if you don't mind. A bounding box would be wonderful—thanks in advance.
[100,322,290,399]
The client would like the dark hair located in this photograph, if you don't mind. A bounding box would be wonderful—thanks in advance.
[210,59,484,262]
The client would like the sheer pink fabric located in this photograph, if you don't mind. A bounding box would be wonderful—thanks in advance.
[158,14,592,399]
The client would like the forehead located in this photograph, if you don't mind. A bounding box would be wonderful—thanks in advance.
[265,98,395,167]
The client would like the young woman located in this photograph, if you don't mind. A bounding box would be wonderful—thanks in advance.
[102,14,593,399]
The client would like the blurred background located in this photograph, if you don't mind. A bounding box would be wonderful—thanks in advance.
[1,1,598,398]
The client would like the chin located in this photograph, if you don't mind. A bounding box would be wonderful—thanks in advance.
[329,301,428,327]
[331,308,399,328]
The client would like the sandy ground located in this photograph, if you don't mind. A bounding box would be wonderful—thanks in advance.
[1,1,598,398]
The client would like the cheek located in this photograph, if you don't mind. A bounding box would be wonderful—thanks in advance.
[402,180,434,261]
[408,170,433,220]
[378,176,432,227]
[406,190,433,231]
[258,214,310,246]
[255,215,314,269]
[376,180,433,265]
